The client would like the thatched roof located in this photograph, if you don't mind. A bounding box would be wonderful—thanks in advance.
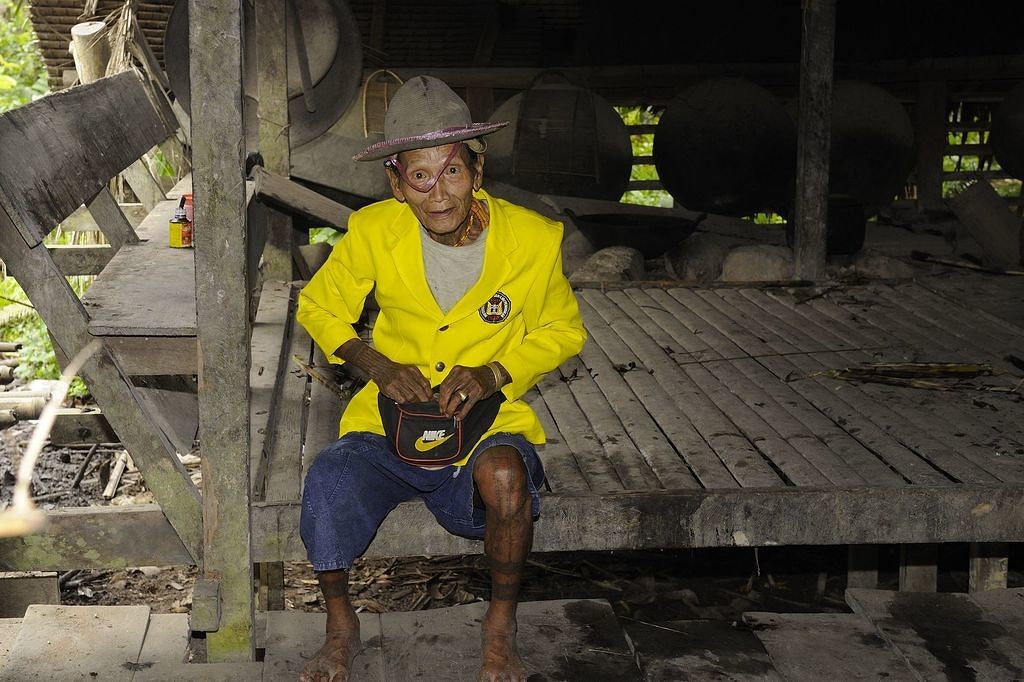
[28,0,174,89]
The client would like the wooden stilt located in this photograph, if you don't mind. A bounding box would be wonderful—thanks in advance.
[846,545,879,589]
[969,542,1008,593]
[899,544,938,592]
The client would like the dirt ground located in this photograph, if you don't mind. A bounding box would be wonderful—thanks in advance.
[3,410,1022,627]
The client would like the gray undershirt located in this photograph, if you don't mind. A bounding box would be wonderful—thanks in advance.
[420,226,488,313]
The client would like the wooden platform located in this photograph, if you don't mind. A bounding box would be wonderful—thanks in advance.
[4,589,1024,680]
[250,277,1024,563]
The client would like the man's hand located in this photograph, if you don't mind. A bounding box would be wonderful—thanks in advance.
[439,364,504,420]
[335,340,432,403]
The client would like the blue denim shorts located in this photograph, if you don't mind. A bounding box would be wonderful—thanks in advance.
[300,431,546,572]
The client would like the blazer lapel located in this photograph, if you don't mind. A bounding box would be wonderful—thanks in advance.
[444,194,518,323]
[388,214,444,318]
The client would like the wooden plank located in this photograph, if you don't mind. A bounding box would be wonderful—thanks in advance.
[0,604,149,681]
[966,587,1024,641]
[82,199,197,336]
[0,571,58,617]
[261,610,384,682]
[581,289,783,489]
[0,505,193,570]
[46,243,114,276]
[105,336,198,376]
[0,70,172,247]
[754,287,1024,482]
[136,613,190,667]
[888,282,1024,371]
[251,165,354,231]
[576,335,700,489]
[250,281,295,497]
[132,380,199,456]
[380,599,639,681]
[262,311,312,502]
[301,345,345,483]
[252,484,1024,562]
[133,662,266,681]
[50,407,119,445]
[792,0,836,280]
[559,354,662,490]
[623,619,781,681]
[86,187,139,251]
[723,287,1015,484]
[743,611,915,680]
[672,287,974,486]
[523,388,591,493]
[947,179,1023,268]
[535,361,625,493]
[0,207,203,561]
[846,587,1024,680]
[256,0,294,281]
[190,0,254,661]
[0,618,20,672]
[631,288,858,487]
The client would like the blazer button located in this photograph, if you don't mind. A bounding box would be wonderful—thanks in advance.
[435,361,445,372]
[438,325,449,332]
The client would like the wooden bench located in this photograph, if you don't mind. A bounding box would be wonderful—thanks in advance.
[248,269,1024,593]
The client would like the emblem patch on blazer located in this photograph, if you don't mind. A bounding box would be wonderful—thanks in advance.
[479,291,511,323]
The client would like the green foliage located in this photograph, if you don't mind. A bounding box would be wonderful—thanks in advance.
[0,0,50,113]
[309,227,343,245]
[616,106,674,208]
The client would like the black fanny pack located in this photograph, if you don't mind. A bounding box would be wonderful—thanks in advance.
[378,388,505,466]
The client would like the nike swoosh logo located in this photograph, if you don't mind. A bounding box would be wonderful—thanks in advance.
[414,434,455,452]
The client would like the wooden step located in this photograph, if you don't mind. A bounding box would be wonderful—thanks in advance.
[846,587,1024,680]
[0,604,150,681]
[623,618,781,681]
[742,611,916,680]
[0,618,21,672]
[262,598,640,681]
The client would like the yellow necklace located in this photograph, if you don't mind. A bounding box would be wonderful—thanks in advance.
[453,199,489,247]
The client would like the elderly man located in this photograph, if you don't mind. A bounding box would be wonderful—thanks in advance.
[296,75,587,681]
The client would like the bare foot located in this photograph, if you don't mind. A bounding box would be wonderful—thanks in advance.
[478,610,526,682]
[299,615,362,682]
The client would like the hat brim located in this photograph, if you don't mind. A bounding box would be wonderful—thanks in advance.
[353,121,509,162]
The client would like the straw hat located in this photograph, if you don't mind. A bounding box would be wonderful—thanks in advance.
[353,75,508,162]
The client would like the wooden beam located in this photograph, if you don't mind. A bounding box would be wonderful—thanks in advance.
[257,0,293,280]
[0,71,172,247]
[46,244,113,276]
[251,485,1024,563]
[189,0,255,661]
[250,165,353,230]
[104,336,198,375]
[85,187,138,251]
[0,208,202,561]
[792,0,836,281]
[915,80,947,212]
[0,505,193,571]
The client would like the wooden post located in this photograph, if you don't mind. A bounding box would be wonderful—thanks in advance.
[915,80,947,212]
[257,0,294,281]
[189,0,255,662]
[70,21,166,213]
[846,545,879,589]
[969,542,1008,592]
[898,543,938,592]
[255,0,291,597]
[792,0,836,281]
[69,21,110,85]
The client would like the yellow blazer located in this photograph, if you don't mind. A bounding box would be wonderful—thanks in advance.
[296,188,588,463]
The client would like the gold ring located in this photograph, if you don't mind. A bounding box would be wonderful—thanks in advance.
[458,390,468,402]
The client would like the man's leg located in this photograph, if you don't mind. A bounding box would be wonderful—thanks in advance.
[298,570,361,682]
[473,445,533,682]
